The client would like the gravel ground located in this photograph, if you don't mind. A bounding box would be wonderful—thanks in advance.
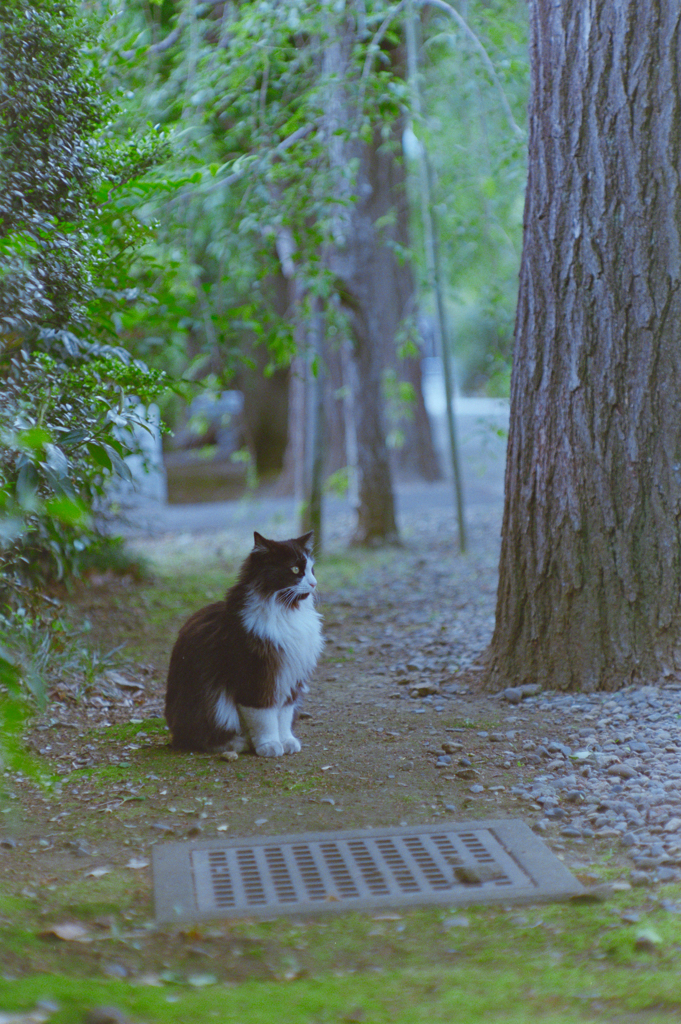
[499,684,681,887]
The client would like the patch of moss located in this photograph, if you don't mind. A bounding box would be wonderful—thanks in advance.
[3,957,681,1024]
[90,718,167,743]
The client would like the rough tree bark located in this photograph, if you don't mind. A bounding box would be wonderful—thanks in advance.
[487,0,681,692]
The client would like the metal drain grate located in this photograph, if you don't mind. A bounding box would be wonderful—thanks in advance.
[153,819,582,923]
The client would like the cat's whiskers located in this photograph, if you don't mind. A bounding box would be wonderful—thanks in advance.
[276,579,316,609]
[280,588,299,609]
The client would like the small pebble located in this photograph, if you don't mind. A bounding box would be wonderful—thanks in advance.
[442,741,463,754]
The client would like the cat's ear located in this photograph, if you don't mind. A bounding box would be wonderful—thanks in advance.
[253,532,272,553]
[297,531,314,553]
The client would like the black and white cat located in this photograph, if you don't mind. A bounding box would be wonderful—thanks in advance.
[165,531,323,756]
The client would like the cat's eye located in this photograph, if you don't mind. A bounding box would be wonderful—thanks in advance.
[291,566,300,575]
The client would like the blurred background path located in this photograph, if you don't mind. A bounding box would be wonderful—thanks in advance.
[121,400,508,555]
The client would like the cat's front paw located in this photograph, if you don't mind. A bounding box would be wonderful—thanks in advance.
[281,736,301,754]
[255,739,284,757]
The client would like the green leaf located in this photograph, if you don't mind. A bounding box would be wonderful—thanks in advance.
[44,444,69,478]
[0,648,20,691]
[86,443,113,472]
[44,496,91,527]
[17,427,52,451]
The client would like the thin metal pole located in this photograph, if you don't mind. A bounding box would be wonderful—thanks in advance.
[302,301,325,552]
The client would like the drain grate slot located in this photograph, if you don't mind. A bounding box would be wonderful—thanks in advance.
[156,819,583,923]
[375,837,421,893]
[402,835,452,890]
[320,842,361,898]
[292,843,328,901]
[347,839,391,896]
[264,846,297,904]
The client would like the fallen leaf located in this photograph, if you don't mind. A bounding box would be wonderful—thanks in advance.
[282,967,305,981]
[103,670,144,692]
[0,1013,54,1024]
[635,927,663,951]
[39,922,90,942]
[187,973,217,987]
[135,973,165,987]
[85,866,112,879]
[125,857,150,870]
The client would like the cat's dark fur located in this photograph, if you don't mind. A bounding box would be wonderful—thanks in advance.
[165,531,323,756]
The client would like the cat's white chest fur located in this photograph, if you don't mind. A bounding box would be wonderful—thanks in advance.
[241,590,324,701]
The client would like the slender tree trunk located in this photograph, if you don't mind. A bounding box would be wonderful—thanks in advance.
[361,106,440,482]
[278,5,439,524]
[336,81,400,543]
[343,290,399,545]
[487,0,681,692]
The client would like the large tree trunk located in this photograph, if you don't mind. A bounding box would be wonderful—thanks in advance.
[487,0,681,692]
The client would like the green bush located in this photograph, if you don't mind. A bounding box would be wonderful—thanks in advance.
[0,0,168,601]
[0,0,172,749]
[0,348,166,597]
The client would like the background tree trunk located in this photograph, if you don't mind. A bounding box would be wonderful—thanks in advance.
[487,0,681,692]
[362,106,441,482]
[235,267,290,481]
[331,7,400,545]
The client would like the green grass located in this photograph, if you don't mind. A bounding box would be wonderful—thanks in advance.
[3,918,681,1023]
[88,719,168,743]
[3,888,681,1022]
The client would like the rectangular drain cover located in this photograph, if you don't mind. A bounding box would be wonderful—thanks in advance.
[153,819,582,923]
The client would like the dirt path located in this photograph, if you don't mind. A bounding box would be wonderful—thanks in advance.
[3,475,680,1019]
